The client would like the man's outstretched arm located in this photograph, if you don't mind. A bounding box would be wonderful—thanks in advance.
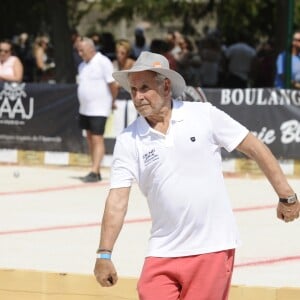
[236,132,299,222]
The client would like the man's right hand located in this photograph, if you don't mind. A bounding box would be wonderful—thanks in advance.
[94,259,118,287]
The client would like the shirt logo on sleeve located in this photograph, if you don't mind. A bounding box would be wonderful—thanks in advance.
[143,148,159,166]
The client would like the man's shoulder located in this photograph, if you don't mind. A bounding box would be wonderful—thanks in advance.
[179,99,210,110]
[114,120,139,150]
[118,118,139,137]
[94,52,113,64]
[275,51,287,64]
[226,42,255,54]
[78,60,86,72]
[172,100,211,122]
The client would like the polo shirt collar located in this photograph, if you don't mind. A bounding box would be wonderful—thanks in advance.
[137,99,184,136]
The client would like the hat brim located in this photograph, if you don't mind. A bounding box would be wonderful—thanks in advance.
[113,67,186,99]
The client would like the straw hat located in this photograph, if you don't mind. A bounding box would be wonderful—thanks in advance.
[112,51,186,98]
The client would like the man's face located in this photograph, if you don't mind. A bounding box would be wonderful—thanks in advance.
[292,33,300,52]
[129,71,170,119]
[77,41,95,62]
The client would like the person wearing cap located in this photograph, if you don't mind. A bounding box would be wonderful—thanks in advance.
[94,51,299,299]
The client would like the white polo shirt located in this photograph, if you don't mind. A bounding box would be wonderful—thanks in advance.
[111,100,249,257]
[77,52,114,117]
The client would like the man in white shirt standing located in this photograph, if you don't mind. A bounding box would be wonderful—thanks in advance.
[93,52,299,299]
[77,37,118,182]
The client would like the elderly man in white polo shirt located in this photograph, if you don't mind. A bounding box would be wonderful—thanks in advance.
[77,37,118,182]
[93,52,299,299]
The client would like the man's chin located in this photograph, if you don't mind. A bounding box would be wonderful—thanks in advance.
[137,108,151,117]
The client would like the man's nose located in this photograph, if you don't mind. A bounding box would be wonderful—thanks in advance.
[135,90,145,99]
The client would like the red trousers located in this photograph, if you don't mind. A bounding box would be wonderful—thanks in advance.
[137,249,235,300]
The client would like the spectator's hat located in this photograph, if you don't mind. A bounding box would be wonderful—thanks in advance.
[113,51,186,98]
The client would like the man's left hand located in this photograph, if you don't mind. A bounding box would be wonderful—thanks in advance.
[277,201,300,222]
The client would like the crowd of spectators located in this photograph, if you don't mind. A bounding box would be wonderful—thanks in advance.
[0,27,297,89]
[0,32,56,83]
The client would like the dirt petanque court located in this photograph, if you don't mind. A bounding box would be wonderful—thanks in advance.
[0,163,300,299]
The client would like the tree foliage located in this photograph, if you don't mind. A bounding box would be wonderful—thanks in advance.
[65,0,300,46]
[0,0,49,38]
[1,0,299,43]
[217,0,277,45]
[97,0,215,33]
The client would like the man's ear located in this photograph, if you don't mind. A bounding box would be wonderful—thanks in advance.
[164,78,171,95]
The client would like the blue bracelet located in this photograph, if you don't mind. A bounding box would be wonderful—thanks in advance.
[97,253,112,260]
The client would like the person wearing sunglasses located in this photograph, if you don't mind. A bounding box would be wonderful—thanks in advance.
[275,30,300,89]
[0,39,23,82]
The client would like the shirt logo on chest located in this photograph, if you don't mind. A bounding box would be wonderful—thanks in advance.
[142,148,159,166]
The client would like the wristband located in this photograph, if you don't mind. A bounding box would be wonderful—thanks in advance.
[97,253,112,260]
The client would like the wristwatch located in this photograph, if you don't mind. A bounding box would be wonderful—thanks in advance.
[279,193,298,204]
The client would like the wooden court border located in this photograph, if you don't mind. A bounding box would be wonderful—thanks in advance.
[1,269,300,300]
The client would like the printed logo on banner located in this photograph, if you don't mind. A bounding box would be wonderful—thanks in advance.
[220,88,300,106]
[252,121,300,145]
[0,82,34,125]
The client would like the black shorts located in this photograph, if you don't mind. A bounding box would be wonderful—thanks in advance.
[79,114,107,135]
